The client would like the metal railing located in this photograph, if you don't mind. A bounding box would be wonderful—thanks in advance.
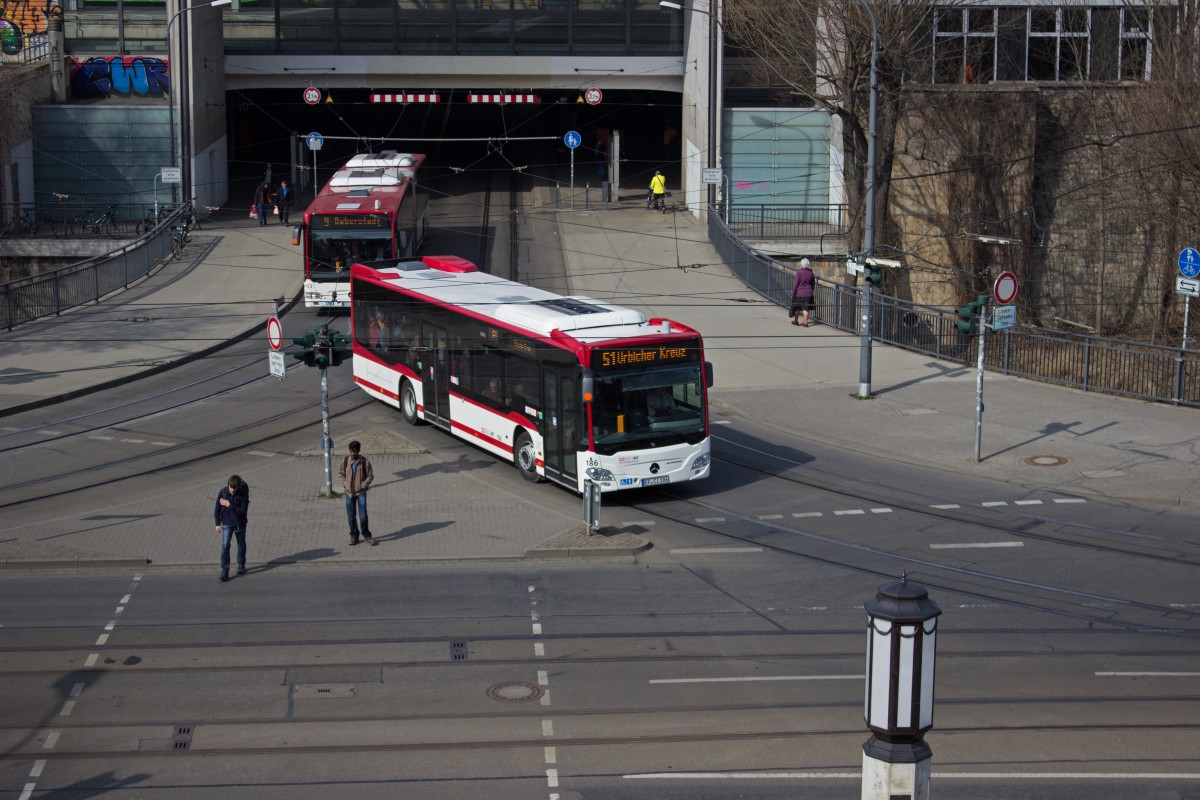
[724,204,848,240]
[0,32,50,65]
[1,202,172,239]
[1,206,190,332]
[709,210,1199,408]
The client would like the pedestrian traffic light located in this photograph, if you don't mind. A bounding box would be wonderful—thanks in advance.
[291,329,317,367]
[329,329,354,367]
[313,325,332,369]
[955,293,990,334]
[862,257,900,287]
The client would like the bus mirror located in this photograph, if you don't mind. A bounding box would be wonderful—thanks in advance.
[581,372,594,402]
[705,361,715,388]
[291,224,303,246]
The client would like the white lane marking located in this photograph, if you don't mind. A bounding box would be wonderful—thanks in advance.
[1015,500,1043,506]
[151,441,172,447]
[714,420,732,424]
[544,746,557,763]
[834,509,865,516]
[757,514,783,520]
[981,501,1008,507]
[30,760,46,778]
[670,547,762,555]
[792,512,823,518]
[534,643,545,657]
[695,517,726,523]
[95,634,108,645]
[247,450,275,457]
[120,438,145,444]
[930,542,1024,550]
[59,700,75,716]
[537,670,549,686]
[547,768,559,788]
[870,508,893,514]
[528,586,535,593]
[542,720,554,737]
[19,783,36,800]
[120,595,131,604]
[624,772,1200,780]
[1054,498,1086,504]
[70,682,84,698]
[90,435,114,441]
[650,675,863,684]
[104,621,115,631]
[36,430,61,436]
[931,504,960,509]
[532,623,543,635]
[531,610,540,621]
[622,520,656,527]
[43,731,60,749]
[84,654,98,667]
[540,690,551,706]
[115,606,125,615]
[1096,672,1200,677]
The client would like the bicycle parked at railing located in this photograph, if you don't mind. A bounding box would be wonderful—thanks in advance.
[73,205,124,238]
[0,208,40,237]
[169,223,190,261]
[135,206,173,236]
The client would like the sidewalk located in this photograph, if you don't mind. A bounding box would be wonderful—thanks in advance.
[2,199,1197,569]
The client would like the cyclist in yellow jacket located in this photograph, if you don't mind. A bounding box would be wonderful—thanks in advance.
[648,170,666,212]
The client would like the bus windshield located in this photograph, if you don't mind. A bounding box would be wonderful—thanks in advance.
[310,231,393,280]
[591,365,707,454]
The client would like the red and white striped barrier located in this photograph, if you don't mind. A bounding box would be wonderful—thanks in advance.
[370,93,441,103]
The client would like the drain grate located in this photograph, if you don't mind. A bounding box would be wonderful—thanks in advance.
[171,724,193,751]
[451,641,468,661]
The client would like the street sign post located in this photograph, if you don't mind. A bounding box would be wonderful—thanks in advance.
[701,168,722,184]
[306,132,324,197]
[1179,247,1200,279]
[991,304,1016,330]
[564,131,581,209]
[160,167,182,184]
[268,350,286,379]
[992,271,1018,305]
[267,316,283,351]
[1178,276,1200,298]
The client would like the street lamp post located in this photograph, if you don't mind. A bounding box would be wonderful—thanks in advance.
[166,0,231,208]
[659,0,722,217]
[856,0,879,398]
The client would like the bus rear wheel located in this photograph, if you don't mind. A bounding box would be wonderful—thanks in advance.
[514,432,541,483]
[400,381,421,425]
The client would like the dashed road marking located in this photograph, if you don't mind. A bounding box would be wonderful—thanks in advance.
[544,746,556,763]
[1015,500,1043,506]
[695,517,725,523]
[981,501,1008,507]
[793,512,823,518]
[650,674,863,684]
[1054,498,1086,504]
[930,542,1023,550]
[870,508,892,514]
[542,720,554,736]
[671,547,762,555]
[931,504,960,509]
[757,514,783,520]
[834,509,865,516]
[43,731,59,749]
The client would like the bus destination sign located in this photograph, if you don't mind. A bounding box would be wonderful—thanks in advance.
[593,343,696,370]
[310,214,390,230]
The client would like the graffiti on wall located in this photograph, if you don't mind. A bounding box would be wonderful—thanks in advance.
[69,55,170,99]
[1,1,60,55]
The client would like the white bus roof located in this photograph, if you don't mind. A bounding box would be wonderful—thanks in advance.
[357,256,688,342]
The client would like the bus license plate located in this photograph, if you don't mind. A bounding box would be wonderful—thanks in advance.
[642,476,670,487]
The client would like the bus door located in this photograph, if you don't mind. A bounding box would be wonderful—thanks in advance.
[423,323,451,429]
[541,367,580,487]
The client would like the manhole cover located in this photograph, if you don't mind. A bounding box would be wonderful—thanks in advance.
[1024,455,1068,467]
[486,681,544,703]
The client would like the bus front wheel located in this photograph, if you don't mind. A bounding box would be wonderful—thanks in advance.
[514,432,541,483]
[400,381,421,426]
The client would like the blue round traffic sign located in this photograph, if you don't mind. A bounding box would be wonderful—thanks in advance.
[1179,247,1200,279]
[306,131,324,151]
[564,131,581,149]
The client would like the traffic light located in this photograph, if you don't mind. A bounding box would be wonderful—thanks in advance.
[313,325,332,368]
[329,329,354,367]
[865,262,884,286]
[955,293,990,334]
[292,329,317,367]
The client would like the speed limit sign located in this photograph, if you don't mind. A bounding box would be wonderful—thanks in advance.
[584,87,603,105]
[303,87,321,105]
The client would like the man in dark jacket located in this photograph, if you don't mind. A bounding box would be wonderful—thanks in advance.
[214,475,250,582]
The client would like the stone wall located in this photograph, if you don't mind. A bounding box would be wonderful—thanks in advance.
[0,62,51,214]
[889,82,1191,341]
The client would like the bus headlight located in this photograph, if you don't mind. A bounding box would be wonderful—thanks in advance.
[586,467,615,482]
[691,454,710,471]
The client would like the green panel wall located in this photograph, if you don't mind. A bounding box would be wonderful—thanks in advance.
[722,108,831,206]
[33,105,173,211]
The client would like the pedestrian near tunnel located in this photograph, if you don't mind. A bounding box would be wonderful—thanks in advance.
[648,170,666,212]
[214,475,250,582]
[277,179,292,225]
[790,257,816,327]
[340,440,376,546]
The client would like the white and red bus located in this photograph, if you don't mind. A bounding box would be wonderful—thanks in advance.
[350,256,713,492]
[293,151,427,309]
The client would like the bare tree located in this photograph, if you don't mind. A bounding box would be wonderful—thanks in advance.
[722,0,944,263]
